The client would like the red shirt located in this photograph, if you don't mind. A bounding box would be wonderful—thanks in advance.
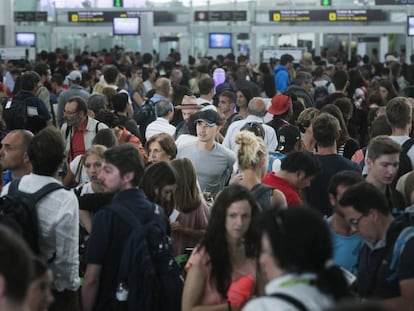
[262,172,302,207]
[68,123,87,163]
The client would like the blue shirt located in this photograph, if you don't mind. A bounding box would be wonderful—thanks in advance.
[327,218,363,274]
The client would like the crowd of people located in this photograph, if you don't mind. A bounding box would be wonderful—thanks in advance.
[0,45,414,311]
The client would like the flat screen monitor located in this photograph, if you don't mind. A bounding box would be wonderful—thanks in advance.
[209,33,232,49]
[408,16,414,36]
[112,17,140,36]
[15,32,36,46]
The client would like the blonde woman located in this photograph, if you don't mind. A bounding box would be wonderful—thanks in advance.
[76,145,107,233]
[234,131,287,209]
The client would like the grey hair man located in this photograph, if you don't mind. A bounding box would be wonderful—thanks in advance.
[145,100,176,140]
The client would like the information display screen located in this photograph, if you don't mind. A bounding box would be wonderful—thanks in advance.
[15,33,36,46]
[113,17,140,35]
[209,33,232,49]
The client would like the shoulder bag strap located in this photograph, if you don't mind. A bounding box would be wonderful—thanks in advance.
[269,293,310,311]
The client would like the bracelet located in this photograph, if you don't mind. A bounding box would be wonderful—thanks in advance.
[227,300,231,311]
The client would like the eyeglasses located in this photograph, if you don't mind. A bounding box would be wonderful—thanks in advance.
[348,214,366,227]
[63,110,78,116]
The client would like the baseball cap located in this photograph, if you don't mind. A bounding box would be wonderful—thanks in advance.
[268,94,292,115]
[277,125,301,153]
[194,110,221,127]
[68,70,82,81]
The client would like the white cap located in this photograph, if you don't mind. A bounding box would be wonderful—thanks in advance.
[68,70,82,81]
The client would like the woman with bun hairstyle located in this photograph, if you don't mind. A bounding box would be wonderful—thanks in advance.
[243,207,351,311]
[233,131,287,209]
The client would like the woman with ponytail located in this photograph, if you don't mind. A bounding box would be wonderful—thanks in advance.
[243,207,352,311]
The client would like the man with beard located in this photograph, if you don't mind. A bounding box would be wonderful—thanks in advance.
[60,96,108,165]
[82,144,159,311]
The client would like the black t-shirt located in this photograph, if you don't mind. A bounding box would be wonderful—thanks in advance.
[86,189,156,311]
[306,154,361,216]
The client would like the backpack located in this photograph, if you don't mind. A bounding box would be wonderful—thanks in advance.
[312,81,330,108]
[250,183,273,210]
[382,210,414,284]
[392,138,414,188]
[108,203,183,311]
[134,98,156,140]
[0,179,63,255]
[2,96,30,131]
[285,86,315,108]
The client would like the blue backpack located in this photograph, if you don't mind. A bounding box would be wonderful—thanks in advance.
[108,203,183,311]
[387,210,414,279]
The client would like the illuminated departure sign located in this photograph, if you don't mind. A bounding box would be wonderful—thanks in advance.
[195,11,247,22]
[15,11,48,22]
[269,10,386,22]
[68,11,140,23]
[113,0,123,7]
[376,0,414,4]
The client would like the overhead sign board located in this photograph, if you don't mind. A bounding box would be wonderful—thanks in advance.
[376,0,414,4]
[14,11,48,22]
[269,10,386,22]
[262,48,305,62]
[68,11,140,23]
[195,11,247,22]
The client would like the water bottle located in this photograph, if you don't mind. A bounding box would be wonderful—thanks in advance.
[115,282,128,311]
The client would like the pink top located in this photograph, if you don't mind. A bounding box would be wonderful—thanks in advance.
[185,247,257,306]
[172,200,209,256]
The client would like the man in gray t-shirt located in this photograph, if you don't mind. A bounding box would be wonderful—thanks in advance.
[177,110,236,197]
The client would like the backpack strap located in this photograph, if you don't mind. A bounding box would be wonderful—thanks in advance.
[107,203,142,228]
[125,134,132,143]
[65,125,72,140]
[402,138,414,154]
[250,183,273,200]
[107,203,161,229]
[389,226,414,271]
[7,178,21,195]
[27,183,64,203]
[269,293,309,311]
[9,179,63,202]
[95,121,102,134]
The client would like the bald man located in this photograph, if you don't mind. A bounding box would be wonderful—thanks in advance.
[223,97,278,151]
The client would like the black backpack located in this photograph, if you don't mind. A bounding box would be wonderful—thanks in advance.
[1,96,48,133]
[0,179,63,255]
[134,99,156,140]
[285,86,315,108]
[108,203,183,311]
[312,82,330,108]
[392,138,414,188]
[250,183,273,210]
